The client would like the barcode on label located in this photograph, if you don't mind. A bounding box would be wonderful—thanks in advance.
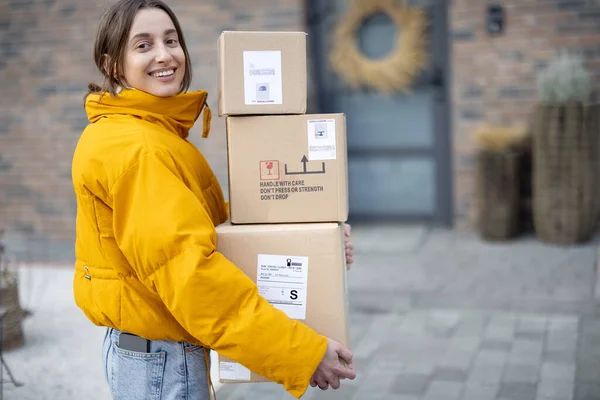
[249,68,275,76]
[309,145,336,152]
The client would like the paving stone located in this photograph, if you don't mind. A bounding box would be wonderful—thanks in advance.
[454,317,488,338]
[515,331,546,341]
[396,313,429,336]
[481,339,512,352]
[484,326,515,341]
[438,351,474,371]
[353,314,400,358]
[573,383,600,400]
[467,364,504,385]
[513,340,545,354]
[537,381,573,400]
[543,349,576,365]
[579,318,600,336]
[404,360,436,376]
[461,383,499,400]
[575,356,600,383]
[540,362,575,383]
[449,336,481,353]
[474,350,508,367]
[547,317,579,334]
[390,373,430,396]
[516,317,548,334]
[498,382,537,400]
[433,367,468,383]
[424,381,463,400]
[351,388,391,400]
[546,333,578,352]
[370,359,407,372]
[503,363,540,384]
[509,341,543,365]
[304,385,360,400]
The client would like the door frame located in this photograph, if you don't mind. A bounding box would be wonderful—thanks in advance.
[304,0,454,227]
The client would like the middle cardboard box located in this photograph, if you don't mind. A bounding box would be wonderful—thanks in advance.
[214,221,350,383]
[226,113,348,224]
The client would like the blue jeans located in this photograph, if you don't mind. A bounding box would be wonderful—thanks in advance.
[102,328,212,400]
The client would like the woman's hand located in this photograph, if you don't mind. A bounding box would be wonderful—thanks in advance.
[344,223,354,269]
[310,338,356,390]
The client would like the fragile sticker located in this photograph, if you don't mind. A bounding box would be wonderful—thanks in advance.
[243,51,283,105]
[257,254,308,320]
[307,119,336,160]
[219,361,251,381]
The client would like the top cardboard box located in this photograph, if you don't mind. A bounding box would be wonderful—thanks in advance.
[218,31,307,116]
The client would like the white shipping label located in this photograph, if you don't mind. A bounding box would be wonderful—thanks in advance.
[243,51,283,105]
[257,254,309,320]
[307,119,337,160]
[219,361,251,381]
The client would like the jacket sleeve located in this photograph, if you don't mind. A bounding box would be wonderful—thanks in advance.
[110,149,327,398]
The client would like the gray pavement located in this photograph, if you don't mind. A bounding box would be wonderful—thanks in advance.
[4,224,600,400]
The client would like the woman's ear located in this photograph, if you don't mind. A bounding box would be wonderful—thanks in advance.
[101,54,118,79]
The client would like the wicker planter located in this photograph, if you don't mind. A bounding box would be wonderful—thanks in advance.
[532,103,600,244]
[1,280,24,350]
[476,150,523,240]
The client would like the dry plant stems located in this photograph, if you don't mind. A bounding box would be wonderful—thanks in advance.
[474,125,529,153]
[536,52,592,104]
[329,0,429,93]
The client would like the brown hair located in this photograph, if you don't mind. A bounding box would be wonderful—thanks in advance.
[87,0,192,97]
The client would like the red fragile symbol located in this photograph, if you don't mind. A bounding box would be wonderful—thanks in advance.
[260,160,280,180]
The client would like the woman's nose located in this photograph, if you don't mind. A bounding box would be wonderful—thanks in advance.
[155,44,173,63]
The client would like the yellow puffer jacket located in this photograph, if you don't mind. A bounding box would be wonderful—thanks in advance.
[71,88,327,398]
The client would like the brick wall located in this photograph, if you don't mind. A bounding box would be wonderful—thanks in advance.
[4,0,600,261]
[0,0,304,262]
[450,0,600,230]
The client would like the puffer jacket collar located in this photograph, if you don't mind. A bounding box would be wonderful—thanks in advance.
[84,88,211,139]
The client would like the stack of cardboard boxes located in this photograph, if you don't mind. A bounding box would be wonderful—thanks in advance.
[215,31,351,384]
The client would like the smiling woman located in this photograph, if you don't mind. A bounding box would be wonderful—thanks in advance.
[89,0,192,97]
[123,11,187,97]
[72,0,356,399]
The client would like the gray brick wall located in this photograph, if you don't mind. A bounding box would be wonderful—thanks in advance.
[451,0,600,230]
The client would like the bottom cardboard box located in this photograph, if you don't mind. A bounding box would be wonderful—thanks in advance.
[215,221,350,383]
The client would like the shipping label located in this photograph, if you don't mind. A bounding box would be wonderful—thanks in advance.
[243,51,283,105]
[219,361,251,381]
[307,119,336,160]
[257,254,308,320]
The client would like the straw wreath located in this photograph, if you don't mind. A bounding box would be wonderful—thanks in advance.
[329,0,429,93]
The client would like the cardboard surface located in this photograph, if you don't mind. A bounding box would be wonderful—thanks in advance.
[226,114,349,224]
[215,222,350,383]
[218,31,307,116]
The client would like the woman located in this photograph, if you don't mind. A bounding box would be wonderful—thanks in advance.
[71,0,356,399]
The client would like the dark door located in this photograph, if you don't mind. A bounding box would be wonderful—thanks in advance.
[306,0,452,225]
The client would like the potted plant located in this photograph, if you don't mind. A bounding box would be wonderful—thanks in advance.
[532,52,600,244]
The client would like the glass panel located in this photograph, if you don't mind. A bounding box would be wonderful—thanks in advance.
[335,89,435,149]
[348,157,436,215]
